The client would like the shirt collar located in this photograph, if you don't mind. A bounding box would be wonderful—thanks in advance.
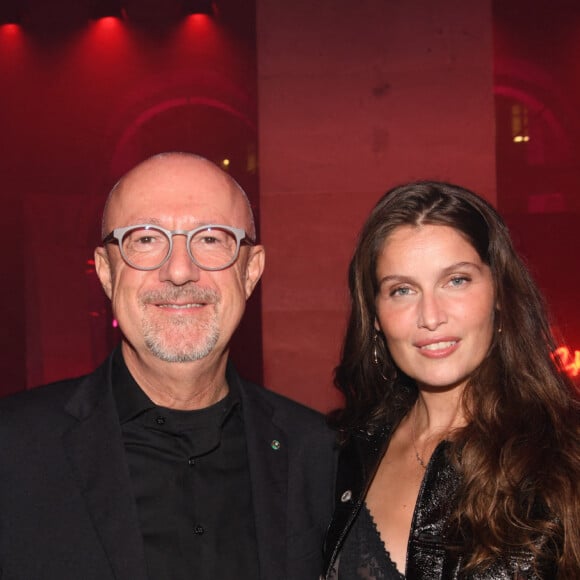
[111,346,241,426]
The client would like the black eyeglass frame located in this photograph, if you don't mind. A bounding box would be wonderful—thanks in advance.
[102,223,255,271]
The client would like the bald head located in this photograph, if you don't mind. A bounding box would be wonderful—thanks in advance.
[101,152,256,241]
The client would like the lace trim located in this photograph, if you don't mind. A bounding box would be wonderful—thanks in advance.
[363,504,405,579]
[336,501,406,579]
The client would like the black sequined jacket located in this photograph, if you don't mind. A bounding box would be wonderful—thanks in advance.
[322,425,556,579]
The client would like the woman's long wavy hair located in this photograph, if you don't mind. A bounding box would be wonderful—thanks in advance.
[333,181,580,577]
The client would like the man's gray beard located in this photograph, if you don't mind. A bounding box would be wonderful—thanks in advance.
[140,286,221,363]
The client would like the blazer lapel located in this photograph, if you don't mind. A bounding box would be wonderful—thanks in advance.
[323,427,391,577]
[236,374,288,579]
[62,360,148,580]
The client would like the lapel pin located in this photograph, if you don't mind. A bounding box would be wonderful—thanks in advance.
[270,439,281,450]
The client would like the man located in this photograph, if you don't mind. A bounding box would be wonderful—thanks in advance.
[0,153,336,579]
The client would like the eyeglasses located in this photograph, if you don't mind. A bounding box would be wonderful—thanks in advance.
[102,224,255,271]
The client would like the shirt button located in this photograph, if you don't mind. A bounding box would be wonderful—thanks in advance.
[193,525,205,535]
[188,457,196,466]
[155,416,166,425]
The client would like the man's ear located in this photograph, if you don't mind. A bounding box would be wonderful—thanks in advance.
[243,245,265,299]
[94,246,113,300]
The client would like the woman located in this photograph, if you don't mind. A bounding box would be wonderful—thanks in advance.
[322,181,580,579]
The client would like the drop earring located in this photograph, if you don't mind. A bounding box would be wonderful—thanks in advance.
[373,333,380,364]
[372,331,389,381]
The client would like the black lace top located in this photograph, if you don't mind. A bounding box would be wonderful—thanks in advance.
[337,503,405,579]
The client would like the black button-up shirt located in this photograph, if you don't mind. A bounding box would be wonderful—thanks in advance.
[112,350,259,580]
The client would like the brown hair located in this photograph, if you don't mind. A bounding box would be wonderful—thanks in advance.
[333,181,580,577]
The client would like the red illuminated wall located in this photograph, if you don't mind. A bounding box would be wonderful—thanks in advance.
[494,0,580,392]
[257,0,497,411]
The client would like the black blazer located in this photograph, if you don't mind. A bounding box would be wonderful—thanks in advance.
[0,353,336,580]
[323,427,554,579]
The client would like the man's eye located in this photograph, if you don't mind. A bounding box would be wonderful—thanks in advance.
[200,236,220,244]
[128,233,164,250]
[136,236,156,244]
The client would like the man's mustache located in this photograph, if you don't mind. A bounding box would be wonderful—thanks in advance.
[141,286,220,305]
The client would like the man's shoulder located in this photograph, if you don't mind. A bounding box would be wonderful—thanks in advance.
[237,377,332,431]
[0,375,82,406]
[0,365,104,423]
[238,376,314,410]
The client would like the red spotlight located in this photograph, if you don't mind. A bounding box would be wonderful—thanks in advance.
[183,0,214,16]
[0,0,23,25]
[89,0,124,20]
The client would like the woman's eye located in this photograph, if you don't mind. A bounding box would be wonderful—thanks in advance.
[390,286,412,297]
[449,276,470,287]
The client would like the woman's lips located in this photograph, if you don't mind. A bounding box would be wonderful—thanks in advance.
[415,338,460,358]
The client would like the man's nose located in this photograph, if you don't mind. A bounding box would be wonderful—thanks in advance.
[158,235,201,285]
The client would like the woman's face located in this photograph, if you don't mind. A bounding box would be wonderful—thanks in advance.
[375,224,496,393]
